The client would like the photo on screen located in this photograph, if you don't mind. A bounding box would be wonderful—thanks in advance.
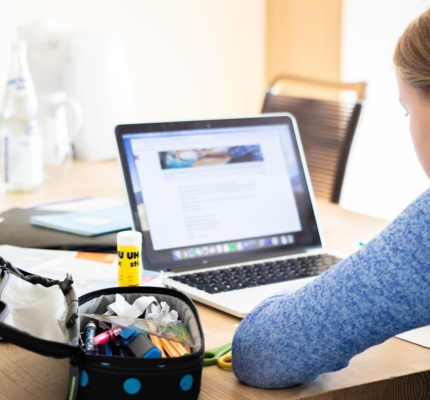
[158,145,264,169]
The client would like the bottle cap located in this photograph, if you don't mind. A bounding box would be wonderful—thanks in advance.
[84,321,97,330]
[117,230,142,246]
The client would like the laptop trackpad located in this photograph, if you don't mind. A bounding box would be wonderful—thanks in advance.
[212,277,316,316]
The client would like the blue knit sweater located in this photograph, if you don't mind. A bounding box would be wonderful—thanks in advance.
[232,188,430,388]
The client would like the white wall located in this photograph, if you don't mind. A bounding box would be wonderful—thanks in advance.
[340,0,430,221]
[0,0,266,122]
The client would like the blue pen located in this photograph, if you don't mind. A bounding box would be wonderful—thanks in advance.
[103,342,113,356]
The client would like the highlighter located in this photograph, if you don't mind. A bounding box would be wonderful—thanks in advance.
[120,328,161,358]
[92,326,123,346]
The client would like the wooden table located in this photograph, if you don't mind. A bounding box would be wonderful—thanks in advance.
[2,160,430,399]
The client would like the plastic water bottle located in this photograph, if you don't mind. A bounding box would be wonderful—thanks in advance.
[0,40,43,192]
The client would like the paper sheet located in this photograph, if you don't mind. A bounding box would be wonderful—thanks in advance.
[396,325,430,349]
[0,245,162,297]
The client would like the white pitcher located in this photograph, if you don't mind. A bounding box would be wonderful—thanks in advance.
[38,91,83,178]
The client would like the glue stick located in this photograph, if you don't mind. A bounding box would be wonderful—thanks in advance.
[117,231,142,286]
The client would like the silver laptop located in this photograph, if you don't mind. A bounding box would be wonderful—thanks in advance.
[115,113,344,318]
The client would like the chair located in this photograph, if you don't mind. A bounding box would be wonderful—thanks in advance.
[262,74,366,203]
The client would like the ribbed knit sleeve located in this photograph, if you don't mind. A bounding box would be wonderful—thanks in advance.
[232,188,430,388]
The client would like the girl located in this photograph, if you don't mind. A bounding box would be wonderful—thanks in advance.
[232,8,430,388]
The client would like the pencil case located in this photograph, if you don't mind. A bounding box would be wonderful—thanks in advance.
[0,258,204,400]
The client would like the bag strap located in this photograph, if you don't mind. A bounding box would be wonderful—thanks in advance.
[0,256,74,293]
[0,320,76,358]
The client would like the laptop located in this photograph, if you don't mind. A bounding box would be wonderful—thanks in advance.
[115,113,344,318]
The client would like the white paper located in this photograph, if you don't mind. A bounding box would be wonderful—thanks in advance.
[107,294,157,318]
[24,255,118,296]
[396,325,430,348]
[0,245,162,296]
[106,295,178,323]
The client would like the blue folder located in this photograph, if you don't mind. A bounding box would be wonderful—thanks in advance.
[30,204,132,237]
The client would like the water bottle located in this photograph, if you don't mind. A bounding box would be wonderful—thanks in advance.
[0,40,43,192]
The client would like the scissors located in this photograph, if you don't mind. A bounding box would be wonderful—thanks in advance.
[204,343,232,370]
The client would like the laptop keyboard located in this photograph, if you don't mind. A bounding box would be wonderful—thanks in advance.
[170,254,342,294]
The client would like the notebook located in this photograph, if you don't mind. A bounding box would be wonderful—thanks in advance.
[115,113,344,318]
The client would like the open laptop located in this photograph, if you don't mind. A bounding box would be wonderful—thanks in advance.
[115,113,344,318]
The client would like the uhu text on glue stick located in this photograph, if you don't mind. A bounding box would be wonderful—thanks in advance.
[117,231,142,286]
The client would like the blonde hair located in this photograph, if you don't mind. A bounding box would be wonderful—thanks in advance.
[394,9,430,97]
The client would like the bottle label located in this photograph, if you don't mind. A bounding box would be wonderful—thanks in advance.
[118,245,141,286]
[7,76,28,95]
[2,130,43,187]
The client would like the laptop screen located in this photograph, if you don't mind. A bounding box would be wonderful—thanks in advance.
[115,114,322,272]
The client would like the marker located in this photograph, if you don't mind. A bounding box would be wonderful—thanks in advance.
[120,328,161,358]
[92,326,123,345]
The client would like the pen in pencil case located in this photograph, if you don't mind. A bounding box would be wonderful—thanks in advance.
[103,342,114,356]
[83,313,194,347]
[83,321,97,354]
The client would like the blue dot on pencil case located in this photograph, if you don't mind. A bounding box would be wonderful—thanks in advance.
[101,362,110,366]
[80,370,89,387]
[123,378,141,394]
[179,374,193,391]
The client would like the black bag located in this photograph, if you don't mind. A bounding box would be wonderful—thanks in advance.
[0,259,204,399]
